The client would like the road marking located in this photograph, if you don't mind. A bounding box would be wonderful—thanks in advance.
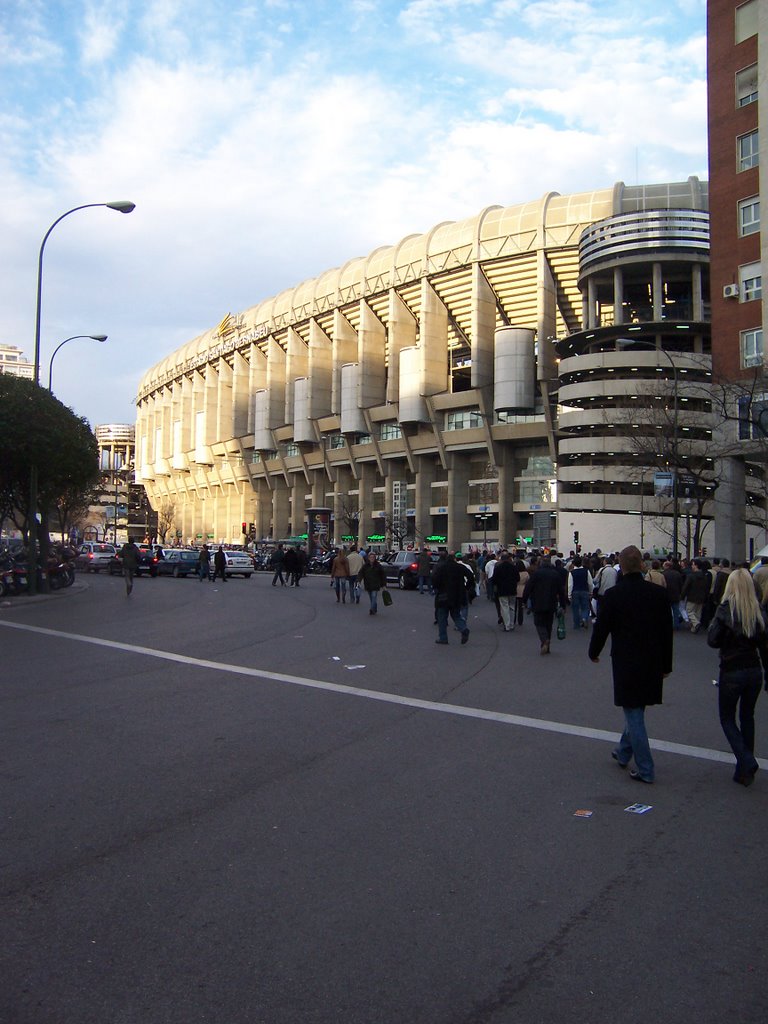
[0,619,752,767]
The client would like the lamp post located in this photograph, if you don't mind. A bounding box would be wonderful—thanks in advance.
[48,334,108,391]
[28,200,135,594]
[618,339,680,557]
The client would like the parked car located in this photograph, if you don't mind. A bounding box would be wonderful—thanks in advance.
[107,544,159,577]
[218,549,254,578]
[381,550,441,589]
[155,549,202,578]
[74,542,116,573]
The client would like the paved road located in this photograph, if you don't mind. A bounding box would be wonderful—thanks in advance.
[1,571,766,1024]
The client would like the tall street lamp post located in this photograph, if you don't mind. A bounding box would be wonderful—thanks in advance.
[28,201,135,595]
[48,334,108,391]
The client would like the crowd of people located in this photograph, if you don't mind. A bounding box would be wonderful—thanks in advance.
[310,541,768,790]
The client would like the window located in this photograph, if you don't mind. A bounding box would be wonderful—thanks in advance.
[739,196,760,236]
[283,443,299,457]
[741,328,763,368]
[736,64,758,107]
[738,394,768,440]
[379,422,402,440]
[735,1,758,44]
[445,410,483,430]
[739,262,762,301]
[738,131,759,171]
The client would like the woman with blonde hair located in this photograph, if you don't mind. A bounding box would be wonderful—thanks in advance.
[707,568,768,786]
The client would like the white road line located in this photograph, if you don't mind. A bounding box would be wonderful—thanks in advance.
[0,619,752,768]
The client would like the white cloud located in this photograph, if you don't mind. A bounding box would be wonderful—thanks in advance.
[79,1,129,66]
[0,0,708,424]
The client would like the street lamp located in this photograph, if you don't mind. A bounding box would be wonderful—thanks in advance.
[28,200,135,594]
[617,338,680,557]
[48,334,108,391]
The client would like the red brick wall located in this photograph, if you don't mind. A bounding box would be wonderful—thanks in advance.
[707,0,760,381]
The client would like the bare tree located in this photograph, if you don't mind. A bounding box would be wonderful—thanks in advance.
[610,362,768,556]
[155,499,176,544]
[337,497,362,543]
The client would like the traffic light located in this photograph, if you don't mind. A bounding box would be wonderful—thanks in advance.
[573,530,579,544]
[241,521,247,534]
[248,522,255,533]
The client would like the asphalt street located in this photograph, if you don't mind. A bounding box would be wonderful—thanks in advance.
[1,570,766,1024]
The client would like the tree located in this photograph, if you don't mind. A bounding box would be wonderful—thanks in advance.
[608,361,768,556]
[0,374,100,548]
[337,497,362,543]
[155,499,176,544]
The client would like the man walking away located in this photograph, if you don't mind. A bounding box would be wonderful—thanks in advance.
[120,539,140,596]
[417,547,433,594]
[213,545,227,583]
[523,556,566,654]
[346,545,364,603]
[431,553,470,645]
[197,544,211,582]
[270,544,286,586]
[589,545,673,784]
[568,556,593,629]
[493,552,520,632]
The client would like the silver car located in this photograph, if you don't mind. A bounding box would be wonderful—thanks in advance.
[75,542,117,573]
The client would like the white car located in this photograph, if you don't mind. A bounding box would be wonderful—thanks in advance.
[218,549,254,578]
[75,542,117,573]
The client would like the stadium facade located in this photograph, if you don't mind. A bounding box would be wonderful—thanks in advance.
[135,177,737,555]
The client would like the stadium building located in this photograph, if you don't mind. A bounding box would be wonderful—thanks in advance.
[136,178,721,554]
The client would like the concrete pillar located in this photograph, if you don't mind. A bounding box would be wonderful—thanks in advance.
[414,456,438,543]
[692,264,703,320]
[254,479,271,540]
[272,479,290,540]
[652,263,663,321]
[420,279,449,397]
[332,310,358,413]
[358,463,377,548]
[290,476,305,537]
[497,447,517,548]
[447,453,471,552]
[613,268,624,325]
[387,289,417,404]
[536,250,557,381]
[471,264,496,389]
[359,300,387,408]
[587,278,597,329]
[714,454,746,564]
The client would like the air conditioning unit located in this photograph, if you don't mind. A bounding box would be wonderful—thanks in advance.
[723,283,740,298]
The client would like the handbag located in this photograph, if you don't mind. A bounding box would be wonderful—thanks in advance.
[556,608,566,640]
[381,589,393,607]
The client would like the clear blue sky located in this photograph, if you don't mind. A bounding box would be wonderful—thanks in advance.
[0,0,707,426]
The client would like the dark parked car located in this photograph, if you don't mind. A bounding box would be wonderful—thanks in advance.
[155,549,202,578]
[381,550,441,589]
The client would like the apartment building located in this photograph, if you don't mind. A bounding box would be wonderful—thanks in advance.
[708,0,768,558]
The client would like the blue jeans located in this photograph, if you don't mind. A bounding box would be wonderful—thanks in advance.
[571,590,590,628]
[334,577,348,599]
[436,604,467,642]
[718,667,761,778]
[368,589,379,612]
[418,574,431,594]
[615,706,654,781]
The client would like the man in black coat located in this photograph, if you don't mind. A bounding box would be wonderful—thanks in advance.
[431,554,470,645]
[493,552,520,632]
[522,556,566,654]
[589,545,673,784]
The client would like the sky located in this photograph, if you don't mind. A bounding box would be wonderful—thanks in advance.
[0,0,708,428]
